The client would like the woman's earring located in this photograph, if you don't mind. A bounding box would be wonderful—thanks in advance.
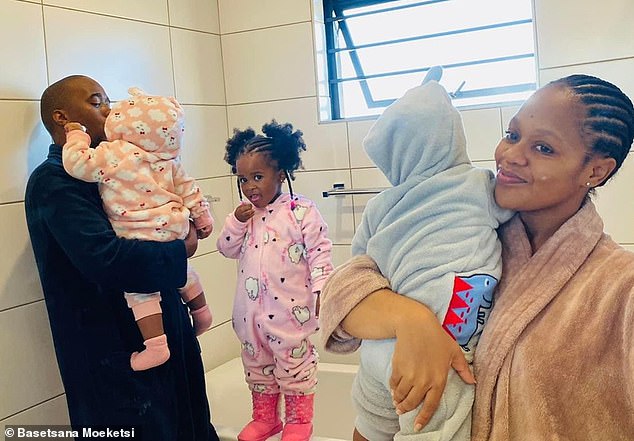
[585,182,591,187]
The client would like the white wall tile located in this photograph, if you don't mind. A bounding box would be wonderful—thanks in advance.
[189,251,236,327]
[0,302,64,419]
[350,168,390,229]
[535,0,634,69]
[0,101,50,204]
[193,176,234,256]
[43,0,168,24]
[461,107,502,161]
[623,245,634,253]
[501,105,521,132]
[44,7,175,101]
[347,119,377,168]
[593,158,634,244]
[199,320,240,372]
[331,244,351,269]
[180,105,229,179]
[0,203,43,311]
[227,98,349,170]
[539,58,634,104]
[0,0,47,100]
[313,20,329,97]
[171,29,225,105]
[219,0,311,33]
[222,22,316,104]
[169,0,219,33]
[293,170,355,245]
[1,396,69,426]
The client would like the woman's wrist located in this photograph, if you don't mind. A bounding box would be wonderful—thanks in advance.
[390,294,437,338]
[341,288,435,340]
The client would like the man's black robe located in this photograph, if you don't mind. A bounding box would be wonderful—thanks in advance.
[25,145,219,441]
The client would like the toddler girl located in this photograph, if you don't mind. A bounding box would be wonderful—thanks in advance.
[62,87,213,371]
[217,121,333,441]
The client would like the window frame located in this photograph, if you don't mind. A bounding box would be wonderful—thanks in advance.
[322,0,537,120]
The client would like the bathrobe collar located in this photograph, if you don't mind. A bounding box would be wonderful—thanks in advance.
[472,201,604,439]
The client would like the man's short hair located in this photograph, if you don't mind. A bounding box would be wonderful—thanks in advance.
[40,75,87,135]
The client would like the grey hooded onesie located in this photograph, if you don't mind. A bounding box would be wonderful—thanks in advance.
[350,81,513,440]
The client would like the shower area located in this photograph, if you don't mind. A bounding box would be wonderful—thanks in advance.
[1,0,633,439]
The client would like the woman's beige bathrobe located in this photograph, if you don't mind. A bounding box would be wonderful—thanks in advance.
[320,201,634,440]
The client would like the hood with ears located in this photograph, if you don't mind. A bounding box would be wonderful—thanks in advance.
[105,87,185,160]
[363,81,470,186]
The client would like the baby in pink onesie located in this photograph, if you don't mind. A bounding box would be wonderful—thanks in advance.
[62,87,213,371]
[217,121,333,441]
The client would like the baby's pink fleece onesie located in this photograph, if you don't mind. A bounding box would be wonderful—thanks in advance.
[62,88,212,316]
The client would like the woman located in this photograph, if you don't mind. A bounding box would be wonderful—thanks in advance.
[320,74,634,440]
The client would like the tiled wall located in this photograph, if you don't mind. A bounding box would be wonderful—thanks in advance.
[1,0,633,427]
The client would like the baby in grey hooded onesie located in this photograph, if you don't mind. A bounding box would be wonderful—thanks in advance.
[350,79,513,440]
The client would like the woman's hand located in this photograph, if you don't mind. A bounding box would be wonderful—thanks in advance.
[390,304,475,431]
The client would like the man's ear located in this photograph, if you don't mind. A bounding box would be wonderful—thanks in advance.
[52,109,69,128]
[588,156,617,187]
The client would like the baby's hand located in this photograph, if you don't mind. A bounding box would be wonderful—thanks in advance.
[235,202,255,223]
[64,122,86,133]
[197,224,212,239]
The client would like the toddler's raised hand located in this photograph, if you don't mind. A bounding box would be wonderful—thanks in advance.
[235,202,255,223]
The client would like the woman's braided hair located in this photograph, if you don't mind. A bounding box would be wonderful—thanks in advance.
[551,74,634,186]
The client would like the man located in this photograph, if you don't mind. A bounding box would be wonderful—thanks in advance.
[25,75,220,441]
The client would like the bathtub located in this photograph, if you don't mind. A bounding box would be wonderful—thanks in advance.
[205,357,358,440]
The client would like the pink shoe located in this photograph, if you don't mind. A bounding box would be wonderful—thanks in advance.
[282,394,314,441]
[130,334,170,371]
[190,305,212,336]
[238,420,283,441]
[281,423,313,441]
[238,392,282,441]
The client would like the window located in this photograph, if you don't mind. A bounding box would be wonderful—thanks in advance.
[323,0,537,119]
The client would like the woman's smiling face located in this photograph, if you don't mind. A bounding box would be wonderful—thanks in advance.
[494,84,596,219]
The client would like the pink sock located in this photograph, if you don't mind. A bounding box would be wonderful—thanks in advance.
[190,305,213,336]
[130,334,170,371]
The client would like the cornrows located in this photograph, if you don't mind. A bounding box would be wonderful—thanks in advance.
[553,74,634,184]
